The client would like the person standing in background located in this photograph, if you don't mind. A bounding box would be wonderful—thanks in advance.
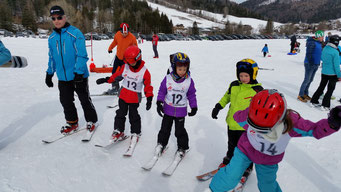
[107,23,137,95]
[290,34,297,53]
[310,35,341,110]
[297,30,324,103]
[152,33,159,58]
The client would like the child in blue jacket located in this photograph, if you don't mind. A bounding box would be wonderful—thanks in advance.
[261,44,269,57]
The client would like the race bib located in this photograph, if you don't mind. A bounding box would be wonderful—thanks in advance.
[247,128,291,156]
[164,75,191,107]
[122,64,146,92]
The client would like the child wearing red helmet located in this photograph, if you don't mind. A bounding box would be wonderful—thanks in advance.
[210,89,341,192]
[96,45,153,143]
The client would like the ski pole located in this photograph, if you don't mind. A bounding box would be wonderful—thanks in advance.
[259,67,274,71]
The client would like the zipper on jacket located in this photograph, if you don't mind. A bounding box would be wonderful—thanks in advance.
[59,34,67,81]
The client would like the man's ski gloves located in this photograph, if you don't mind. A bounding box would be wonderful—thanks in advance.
[108,50,112,54]
[45,72,54,88]
[146,97,153,111]
[96,77,110,84]
[211,103,223,119]
[156,101,164,117]
[188,107,197,116]
[328,105,341,130]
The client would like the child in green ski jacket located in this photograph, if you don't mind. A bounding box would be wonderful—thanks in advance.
[211,58,263,175]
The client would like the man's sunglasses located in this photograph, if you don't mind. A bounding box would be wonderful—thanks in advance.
[51,16,63,21]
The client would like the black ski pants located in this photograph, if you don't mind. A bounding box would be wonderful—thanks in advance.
[311,74,338,108]
[157,114,189,150]
[114,99,141,134]
[153,45,158,57]
[58,78,98,123]
[224,128,253,173]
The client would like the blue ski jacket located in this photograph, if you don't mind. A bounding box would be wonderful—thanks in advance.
[0,40,11,66]
[321,44,341,78]
[304,37,322,65]
[261,46,268,53]
[46,24,89,81]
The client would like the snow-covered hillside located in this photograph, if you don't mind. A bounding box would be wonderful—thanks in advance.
[147,1,282,33]
[0,37,340,192]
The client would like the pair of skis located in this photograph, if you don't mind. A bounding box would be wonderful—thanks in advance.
[142,148,186,176]
[42,124,98,144]
[94,134,139,157]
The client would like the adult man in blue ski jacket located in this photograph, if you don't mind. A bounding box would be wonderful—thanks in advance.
[45,5,98,134]
[297,30,324,102]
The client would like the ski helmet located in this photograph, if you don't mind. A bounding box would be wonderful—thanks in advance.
[170,52,190,72]
[315,30,324,38]
[120,23,129,34]
[124,45,141,65]
[236,58,259,82]
[247,89,287,134]
[328,35,340,47]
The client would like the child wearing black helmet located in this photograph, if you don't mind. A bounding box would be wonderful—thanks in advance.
[211,58,263,179]
[155,52,197,159]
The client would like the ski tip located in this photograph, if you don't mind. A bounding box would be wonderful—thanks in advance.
[94,144,104,148]
[141,167,151,171]
[162,172,172,177]
[82,139,90,142]
[42,140,51,144]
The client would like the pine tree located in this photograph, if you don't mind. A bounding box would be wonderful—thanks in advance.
[0,1,13,31]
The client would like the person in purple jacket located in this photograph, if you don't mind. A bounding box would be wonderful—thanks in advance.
[209,89,341,192]
[154,52,197,158]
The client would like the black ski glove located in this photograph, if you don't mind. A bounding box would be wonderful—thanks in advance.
[108,50,112,54]
[188,107,197,117]
[328,105,341,130]
[74,73,83,83]
[156,101,164,117]
[96,77,110,85]
[146,97,153,111]
[45,72,53,88]
[211,103,223,119]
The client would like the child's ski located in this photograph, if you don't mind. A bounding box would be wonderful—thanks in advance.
[94,135,129,149]
[231,175,249,192]
[107,104,118,109]
[42,128,86,144]
[142,146,168,171]
[81,124,99,142]
[231,167,252,192]
[162,150,187,176]
[123,135,139,157]
[196,169,219,181]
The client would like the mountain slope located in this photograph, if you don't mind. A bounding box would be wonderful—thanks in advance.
[241,0,341,23]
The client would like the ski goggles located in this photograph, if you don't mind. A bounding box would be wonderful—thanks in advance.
[237,62,258,69]
[247,118,273,134]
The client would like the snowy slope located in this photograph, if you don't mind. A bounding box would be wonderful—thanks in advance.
[147,1,283,32]
[0,37,341,192]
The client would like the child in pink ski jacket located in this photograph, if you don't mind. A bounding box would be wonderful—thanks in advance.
[209,89,341,192]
